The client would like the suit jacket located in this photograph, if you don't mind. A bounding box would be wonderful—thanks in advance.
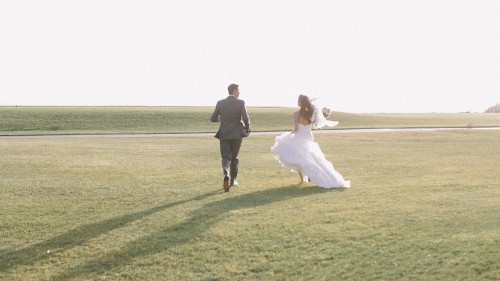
[211,95,250,140]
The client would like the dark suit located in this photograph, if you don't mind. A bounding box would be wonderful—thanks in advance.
[211,95,250,183]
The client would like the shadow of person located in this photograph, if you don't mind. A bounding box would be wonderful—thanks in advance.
[53,185,328,280]
[0,190,222,274]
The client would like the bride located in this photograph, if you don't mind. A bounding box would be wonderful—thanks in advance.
[271,95,351,188]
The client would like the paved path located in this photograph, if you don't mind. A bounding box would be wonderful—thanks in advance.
[1,127,499,139]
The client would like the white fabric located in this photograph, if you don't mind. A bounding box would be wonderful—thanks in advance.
[310,100,339,129]
[271,124,351,188]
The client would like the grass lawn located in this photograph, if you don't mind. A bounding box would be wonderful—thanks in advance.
[0,130,498,280]
[1,106,499,135]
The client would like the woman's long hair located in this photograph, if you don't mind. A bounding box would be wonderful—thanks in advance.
[298,95,314,124]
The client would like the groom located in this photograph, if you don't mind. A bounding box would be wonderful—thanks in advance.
[211,84,251,192]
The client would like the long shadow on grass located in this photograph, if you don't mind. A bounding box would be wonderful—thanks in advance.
[54,185,331,280]
[0,190,221,273]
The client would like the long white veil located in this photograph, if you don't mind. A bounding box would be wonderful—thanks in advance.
[310,98,339,129]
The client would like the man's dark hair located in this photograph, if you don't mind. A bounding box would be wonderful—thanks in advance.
[228,84,239,95]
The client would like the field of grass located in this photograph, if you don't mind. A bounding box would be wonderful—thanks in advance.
[1,130,498,280]
[0,106,300,135]
[1,106,499,136]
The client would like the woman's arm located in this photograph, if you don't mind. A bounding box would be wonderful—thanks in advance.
[292,111,299,133]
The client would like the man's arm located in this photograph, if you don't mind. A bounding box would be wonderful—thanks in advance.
[210,102,220,122]
[241,101,250,129]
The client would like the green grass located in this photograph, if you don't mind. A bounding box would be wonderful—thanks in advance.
[337,112,500,129]
[1,130,499,280]
[1,106,499,135]
[0,106,296,135]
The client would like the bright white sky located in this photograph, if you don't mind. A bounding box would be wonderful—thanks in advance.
[1,0,499,113]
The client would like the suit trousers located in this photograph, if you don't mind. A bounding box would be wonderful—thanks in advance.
[219,139,242,180]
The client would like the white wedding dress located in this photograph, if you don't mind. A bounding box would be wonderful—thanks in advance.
[271,123,351,189]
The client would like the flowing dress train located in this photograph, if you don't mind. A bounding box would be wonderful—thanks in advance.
[271,124,351,188]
